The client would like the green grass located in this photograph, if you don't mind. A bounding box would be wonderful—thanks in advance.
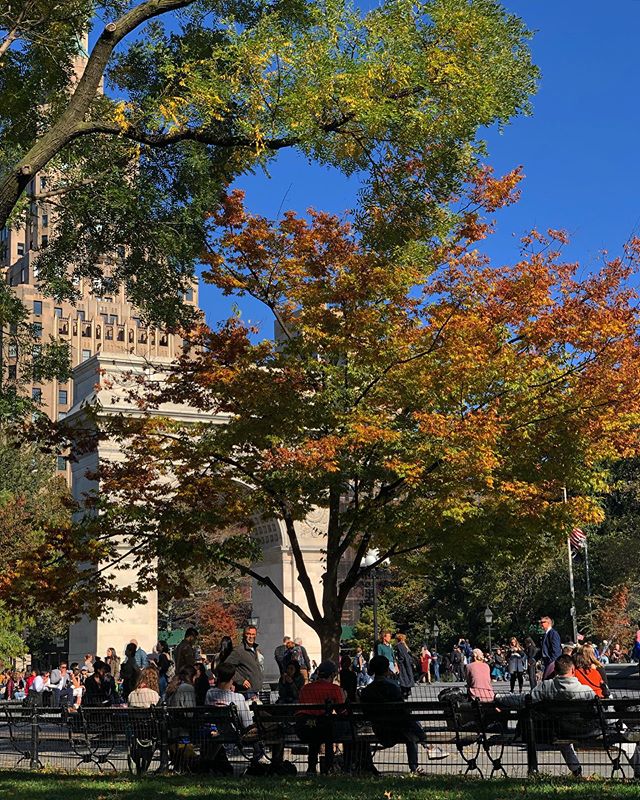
[0,773,638,800]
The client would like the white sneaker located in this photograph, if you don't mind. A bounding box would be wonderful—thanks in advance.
[426,745,450,760]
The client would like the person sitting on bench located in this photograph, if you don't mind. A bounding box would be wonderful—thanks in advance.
[295,660,347,774]
[361,655,448,774]
[497,653,640,778]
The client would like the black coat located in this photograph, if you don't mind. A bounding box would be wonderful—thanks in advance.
[396,642,415,690]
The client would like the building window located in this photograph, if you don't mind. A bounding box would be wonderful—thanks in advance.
[56,456,66,471]
[57,411,66,421]
[8,365,16,380]
[33,300,42,315]
[77,310,85,321]
[32,387,42,402]
[33,322,42,338]
[184,287,194,302]
[40,176,47,191]
[82,349,91,362]
[42,213,49,228]
[17,243,24,256]
[58,389,68,405]
[41,235,48,248]
[54,307,62,318]
[20,267,26,283]
[8,344,17,358]
[9,323,17,334]
[32,344,42,357]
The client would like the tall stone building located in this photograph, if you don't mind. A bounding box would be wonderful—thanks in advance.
[1,183,198,473]
[0,33,197,458]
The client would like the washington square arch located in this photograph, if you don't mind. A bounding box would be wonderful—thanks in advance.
[67,352,328,679]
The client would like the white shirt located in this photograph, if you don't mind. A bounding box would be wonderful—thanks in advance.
[32,675,44,693]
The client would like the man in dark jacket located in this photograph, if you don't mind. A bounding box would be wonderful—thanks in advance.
[225,626,263,694]
[540,616,562,678]
[361,656,448,772]
[174,627,198,674]
[274,636,291,677]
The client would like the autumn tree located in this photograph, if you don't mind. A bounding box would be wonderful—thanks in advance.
[0,0,536,325]
[87,174,640,659]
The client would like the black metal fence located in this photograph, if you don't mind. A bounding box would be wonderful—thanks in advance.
[0,694,638,779]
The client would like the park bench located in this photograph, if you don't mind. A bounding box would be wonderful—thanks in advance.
[481,696,640,779]
[252,699,500,776]
[165,704,254,775]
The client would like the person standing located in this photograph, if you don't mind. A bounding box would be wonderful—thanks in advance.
[129,640,149,669]
[431,648,441,682]
[120,642,141,701]
[507,638,527,693]
[293,638,311,683]
[395,633,415,699]
[104,648,121,681]
[194,663,211,706]
[274,636,291,676]
[540,616,562,679]
[174,628,199,674]
[156,640,173,696]
[376,631,398,675]
[524,636,538,688]
[225,625,263,695]
[419,645,432,684]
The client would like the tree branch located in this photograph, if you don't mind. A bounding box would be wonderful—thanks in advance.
[218,555,316,628]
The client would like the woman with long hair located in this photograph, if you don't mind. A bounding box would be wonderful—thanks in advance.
[507,637,527,693]
[128,667,161,707]
[215,636,233,669]
[574,645,609,698]
[105,647,121,681]
[166,665,197,708]
[395,633,415,699]
[156,640,172,697]
[194,663,211,706]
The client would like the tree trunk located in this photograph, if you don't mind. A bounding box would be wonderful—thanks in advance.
[317,620,343,664]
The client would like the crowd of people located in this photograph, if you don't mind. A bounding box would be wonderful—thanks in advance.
[1,617,638,777]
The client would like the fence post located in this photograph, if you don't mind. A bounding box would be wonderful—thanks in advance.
[157,704,170,773]
[29,706,39,770]
[524,698,538,775]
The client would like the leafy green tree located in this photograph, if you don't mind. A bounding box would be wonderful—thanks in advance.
[1,0,537,324]
[0,283,70,421]
[347,605,396,656]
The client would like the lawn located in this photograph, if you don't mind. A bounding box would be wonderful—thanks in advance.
[0,773,638,800]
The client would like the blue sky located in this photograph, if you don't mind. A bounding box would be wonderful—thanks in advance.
[198,0,640,330]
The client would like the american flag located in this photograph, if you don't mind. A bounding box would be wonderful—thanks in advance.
[570,527,587,552]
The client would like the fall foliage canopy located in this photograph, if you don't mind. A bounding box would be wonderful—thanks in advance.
[79,169,640,656]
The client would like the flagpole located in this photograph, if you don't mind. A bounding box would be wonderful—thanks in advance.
[584,536,593,631]
[562,486,579,643]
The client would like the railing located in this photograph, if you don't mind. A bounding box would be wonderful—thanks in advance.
[0,695,637,778]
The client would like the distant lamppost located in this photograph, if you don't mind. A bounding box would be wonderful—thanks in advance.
[484,606,494,653]
[432,622,439,653]
[247,616,260,629]
[362,550,390,656]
